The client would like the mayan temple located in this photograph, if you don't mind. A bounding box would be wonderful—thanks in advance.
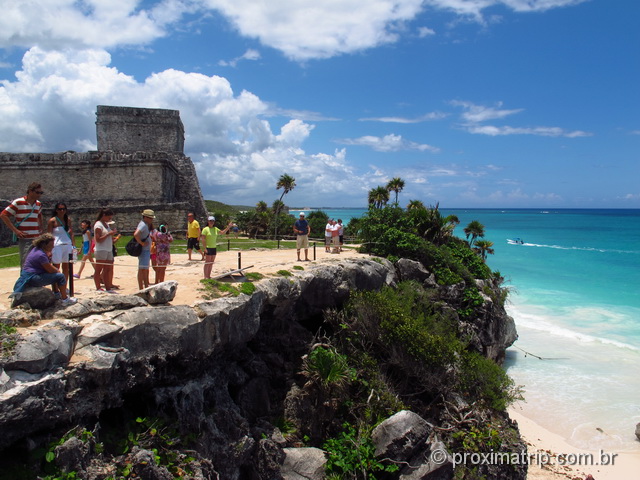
[0,105,208,246]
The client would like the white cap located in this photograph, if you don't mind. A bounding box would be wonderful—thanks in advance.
[299,212,305,216]
[208,216,215,221]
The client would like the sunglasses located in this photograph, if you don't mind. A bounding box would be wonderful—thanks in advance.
[34,190,44,194]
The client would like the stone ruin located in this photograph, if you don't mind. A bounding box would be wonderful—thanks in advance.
[0,105,208,246]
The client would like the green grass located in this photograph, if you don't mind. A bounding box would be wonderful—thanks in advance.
[200,278,257,299]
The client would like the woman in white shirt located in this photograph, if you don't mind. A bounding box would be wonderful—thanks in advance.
[93,208,118,293]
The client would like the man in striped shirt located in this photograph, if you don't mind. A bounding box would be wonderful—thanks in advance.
[1,182,45,269]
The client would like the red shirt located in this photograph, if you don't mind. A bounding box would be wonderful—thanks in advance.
[1,196,43,238]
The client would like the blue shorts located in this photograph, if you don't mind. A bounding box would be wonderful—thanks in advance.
[206,248,217,256]
[27,272,66,288]
[138,248,151,269]
[82,240,90,255]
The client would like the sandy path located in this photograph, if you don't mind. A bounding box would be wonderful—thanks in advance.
[0,246,366,309]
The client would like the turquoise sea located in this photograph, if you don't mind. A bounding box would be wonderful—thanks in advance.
[313,207,640,452]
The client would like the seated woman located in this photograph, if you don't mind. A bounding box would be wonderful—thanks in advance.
[13,233,77,305]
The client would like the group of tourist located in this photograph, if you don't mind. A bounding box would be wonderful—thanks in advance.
[324,218,344,253]
[2,182,178,302]
[185,212,233,279]
[292,213,344,260]
[2,182,351,303]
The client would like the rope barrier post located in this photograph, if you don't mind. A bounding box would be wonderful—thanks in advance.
[277,237,280,250]
[227,239,230,251]
[313,242,316,261]
[238,252,241,270]
[68,252,74,297]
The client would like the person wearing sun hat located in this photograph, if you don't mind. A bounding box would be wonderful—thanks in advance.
[200,215,233,279]
[293,212,310,261]
[134,209,155,290]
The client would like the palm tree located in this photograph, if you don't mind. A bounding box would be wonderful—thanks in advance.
[386,177,405,205]
[271,199,285,214]
[274,173,296,239]
[464,220,485,247]
[406,199,425,210]
[367,186,389,209]
[276,174,296,202]
[417,203,458,245]
[255,200,268,213]
[474,239,495,261]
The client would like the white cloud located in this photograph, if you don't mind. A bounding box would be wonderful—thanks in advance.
[0,47,378,205]
[451,100,523,123]
[452,100,592,137]
[425,0,588,20]
[0,0,169,50]
[338,133,440,152]
[619,193,640,200]
[359,112,448,123]
[418,26,437,37]
[463,124,591,137]
[218,48,262,67]
[0,0,590,61]
[202,0,426,60]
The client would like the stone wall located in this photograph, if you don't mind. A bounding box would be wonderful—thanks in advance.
[96,105,185,153]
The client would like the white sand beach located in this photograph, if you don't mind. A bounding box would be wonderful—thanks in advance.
[509,405,640,480]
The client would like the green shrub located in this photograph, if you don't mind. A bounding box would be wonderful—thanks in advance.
[456,352,521,411]
[302,347,355,391]
[341,282,517,411]
[323,423,398,479]
[1,322,18,357]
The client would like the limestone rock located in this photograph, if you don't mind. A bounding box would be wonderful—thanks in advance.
[396,258,438,288]
[127,447,173,480]
[10,287,56,310]
[281,447,326,480]
[56,295,148,319]
[194,293,264,348]
[0,371,67,448]
[0,257,521,479]
[256,438,286,479]
[54,436,91,474]
[135,281,178,304]
[75,319,123,349]
[2,325,76,373]
[636,423,640,441]
[398,438,453,480]
[0,368,9,394]
[0,308,42,327]
[372,410,432,461]
[108,305,201,359]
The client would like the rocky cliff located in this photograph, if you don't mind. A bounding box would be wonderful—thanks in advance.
[0,257,522,479]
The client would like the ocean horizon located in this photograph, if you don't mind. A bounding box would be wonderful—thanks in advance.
[316,206,640,453]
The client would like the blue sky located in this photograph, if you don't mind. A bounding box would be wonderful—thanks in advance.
[0,0,638,208]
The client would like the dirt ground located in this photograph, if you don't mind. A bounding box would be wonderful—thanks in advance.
[0,245,368,309]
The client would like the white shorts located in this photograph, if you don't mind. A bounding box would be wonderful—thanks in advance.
[52,243,73,264]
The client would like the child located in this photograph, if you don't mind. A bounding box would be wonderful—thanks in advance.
[74,220,94,278]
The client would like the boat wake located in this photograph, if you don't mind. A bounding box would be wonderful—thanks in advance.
[506,240,639,254]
